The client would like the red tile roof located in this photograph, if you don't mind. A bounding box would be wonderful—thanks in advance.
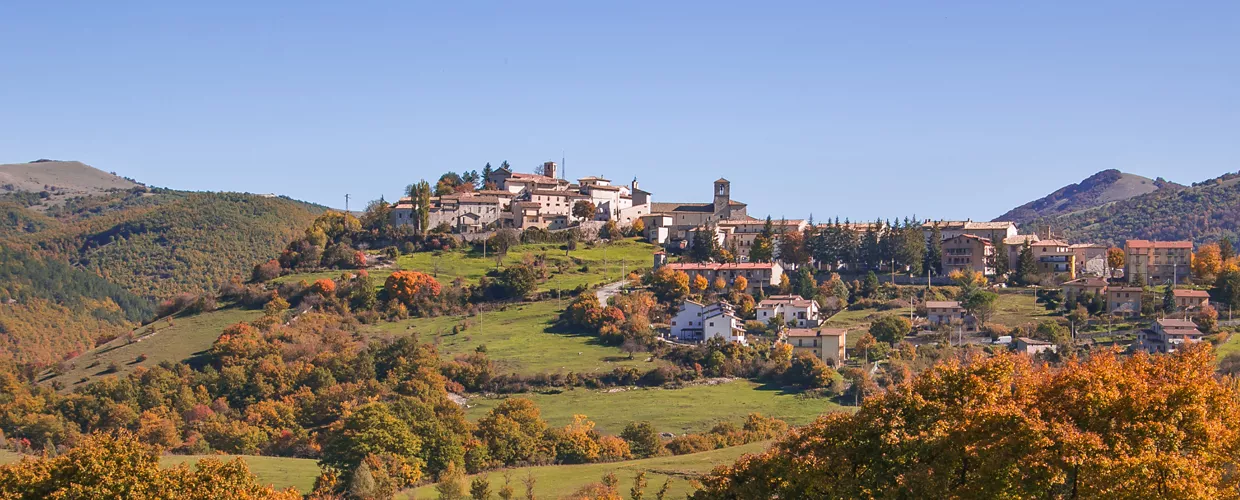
[1126,240,1193,249]
[1173,289,1210,298]
[786,328,848,337]
[666,262,779,271]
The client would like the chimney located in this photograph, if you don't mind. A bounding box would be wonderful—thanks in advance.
[543,161,557,179]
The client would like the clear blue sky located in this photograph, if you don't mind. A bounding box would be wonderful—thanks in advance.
[2,2,1237,220]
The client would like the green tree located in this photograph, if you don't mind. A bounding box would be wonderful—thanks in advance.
[1211,270,1240,312]
[407,180,432,235]
[896,220,925,276]
[993,237,1009,277]
[861,271,880,299]
[962,290,998,324]
[470,476,493,500]
[1013,242,1037,286]
[869,315,911,346]
[1163,285,1177,314]
[620,422,663,459]
[784,352,837,388]
[435,462,467,500]
[689,226,720,262]
[497,264,538,299]
[749,233,774,263]
[1222,236,1236,262]
[789,267,817,299]
[321,403,424,485]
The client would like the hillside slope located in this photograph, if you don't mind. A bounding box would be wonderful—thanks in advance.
[0,160,139,206]
[996,169,1171,225]
[1023,171,1240,246]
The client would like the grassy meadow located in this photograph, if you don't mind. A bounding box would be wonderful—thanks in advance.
[465,379,846,435]
[43,306,262,389]
[366,299,661,376]
[403,440,769,500]
[395,238,656,291]
[161,454,320,493]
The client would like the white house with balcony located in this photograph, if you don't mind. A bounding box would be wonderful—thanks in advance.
[757,295,820,328]
[670,301,746,344]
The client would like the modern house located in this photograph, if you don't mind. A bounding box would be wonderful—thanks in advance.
[1136,318,1204,353]
[663,261,783,295]
[1107,286,1144,315]
[941,234,995,276]
[757,295,820,328]
[1062,277,1108,303]
[785,328,848,365]
[1124,240,1193,285]
[1172,289,1210,311]
[925,301,966,326]
[1030,240,1076,280]
[669,301,746,344]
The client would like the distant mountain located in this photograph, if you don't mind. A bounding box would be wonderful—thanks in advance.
[1019,171,1240,246]
[996,169,1175,225]
[0,160,140,206]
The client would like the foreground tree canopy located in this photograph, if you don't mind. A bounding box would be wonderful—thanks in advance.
[693,343,1240,499]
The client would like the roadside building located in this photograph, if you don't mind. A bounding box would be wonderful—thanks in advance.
[786,328,848,365]
[1014,337,1057,356]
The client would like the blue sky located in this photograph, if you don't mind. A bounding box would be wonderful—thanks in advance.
[2,2,1237,220]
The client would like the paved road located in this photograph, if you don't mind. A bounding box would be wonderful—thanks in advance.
[596,280,626,305]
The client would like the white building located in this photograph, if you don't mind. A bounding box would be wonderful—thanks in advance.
[757,295,820,328]
[1137,318,1204,354]
[670,301,746,344]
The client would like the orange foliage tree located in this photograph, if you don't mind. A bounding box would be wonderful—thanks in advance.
[693,344,1240,499]
[1193,243,1223,282]
[384,271,442,306]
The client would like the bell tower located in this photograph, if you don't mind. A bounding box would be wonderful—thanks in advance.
[713,178,731,216]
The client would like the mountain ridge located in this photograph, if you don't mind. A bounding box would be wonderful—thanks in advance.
[995,169,1174,225]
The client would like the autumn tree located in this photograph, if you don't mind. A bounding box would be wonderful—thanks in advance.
[1196,304,1219,333]
[732,276,749,294]
[1107,247,1125,279]
[645,267,689,303]
[1193,243,1223,283]
[320,403,424,488]
[620,422,663,459]
[693,344,1240,499]
[385,271,442,307]
[691,274,709,295]
[572,200,597,221]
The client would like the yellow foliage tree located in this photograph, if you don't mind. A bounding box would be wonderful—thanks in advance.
[1193,243,1222,282]
[691,275,709,294]
[733,276,749,293]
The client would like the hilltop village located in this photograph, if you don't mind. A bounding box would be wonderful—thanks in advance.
[387,162,1223,362]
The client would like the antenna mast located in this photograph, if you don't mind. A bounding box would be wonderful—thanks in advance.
[345,194,350,212]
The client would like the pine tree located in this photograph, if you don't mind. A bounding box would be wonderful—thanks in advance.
[481,163,494,188]
[470,476,494,500]
[993,236,1009,277]
[1222,236,1236,262]
[349,462,377,500]
[1163,285,1177,315]
[436,463,467,500]
[1015,242,1037,286]
[924,223,943,276]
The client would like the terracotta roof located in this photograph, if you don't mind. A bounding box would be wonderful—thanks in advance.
[1004,235,1040,245]
[1109,286,1143,293]
[946,234,992,244]
[786,328,847,337]
[665,262,779,271]
[964,221,1016,230]
[1070,243,1106,249]
[586,184,622,191]
[1173,289,1210,298]
[759,295,815,307]
[715,178,730,183]
[1126,240,1193,249]
[923,220,968,230]
[925,301,962,309]
[1032,239,1070,247]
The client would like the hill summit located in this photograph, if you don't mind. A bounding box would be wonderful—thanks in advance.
[995,169,1173,225]
[0,160,140,205]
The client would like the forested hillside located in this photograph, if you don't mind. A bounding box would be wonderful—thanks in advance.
[5,190,323,299]
[0,184,323,365]
[1022,171,1240,245]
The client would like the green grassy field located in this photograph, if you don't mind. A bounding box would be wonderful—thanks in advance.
[366,299,661,376]
[395,238,656,291]
[0,450,19,465]
[161,454,320,493]
[822,307,914,346]
[403,441,768,500]
[990,291,1055,327]
[1215,333,1240,360]
[43,306,262,388]
[466,380,846,436]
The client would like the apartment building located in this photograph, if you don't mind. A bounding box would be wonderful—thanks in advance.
[941,234,995,276]
[757,295,820,328]
[785,328,848,365]
[1124,240,1192,285]
[663,261,783,295]
[1030,239,1076,279]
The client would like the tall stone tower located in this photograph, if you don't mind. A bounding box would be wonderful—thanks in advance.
[713,178,731,216]
[542,161,558,179]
